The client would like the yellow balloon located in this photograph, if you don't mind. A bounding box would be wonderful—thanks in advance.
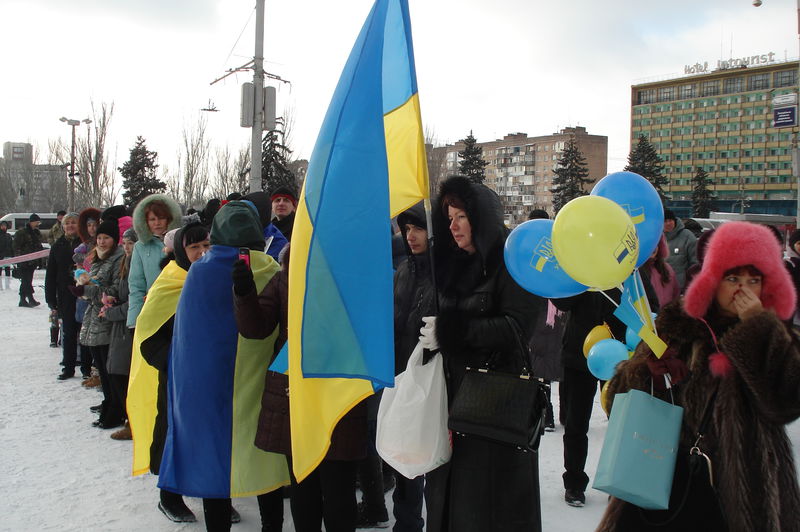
[600,381,611,417]
[552,196,639,290]
[583,323,613,358]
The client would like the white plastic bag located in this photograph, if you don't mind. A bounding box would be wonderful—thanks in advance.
[376,341,452,479]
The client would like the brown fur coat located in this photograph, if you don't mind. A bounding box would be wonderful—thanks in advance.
[596,300,800,532]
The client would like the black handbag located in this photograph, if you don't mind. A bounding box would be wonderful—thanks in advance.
[617,385,728,531]
[447,316,548,452]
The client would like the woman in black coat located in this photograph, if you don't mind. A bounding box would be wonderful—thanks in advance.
[421,176,544,532]
[44,213,86,380]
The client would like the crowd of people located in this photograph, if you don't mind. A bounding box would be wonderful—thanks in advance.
[5,175,800,532]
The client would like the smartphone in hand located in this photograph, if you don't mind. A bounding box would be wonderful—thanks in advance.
[238,247,251,269]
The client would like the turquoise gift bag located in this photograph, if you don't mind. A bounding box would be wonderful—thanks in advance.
[593,388,684,510]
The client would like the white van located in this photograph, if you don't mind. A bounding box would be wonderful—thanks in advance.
[0,212,60,240]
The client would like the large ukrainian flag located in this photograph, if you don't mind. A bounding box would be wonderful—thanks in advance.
[288,0,429,481]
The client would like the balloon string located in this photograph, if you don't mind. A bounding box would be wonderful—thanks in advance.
[598,289,619,308]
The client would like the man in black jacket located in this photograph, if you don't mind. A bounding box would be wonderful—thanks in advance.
[553,279,659,508]
[13,213,44,307]
[45,213,87,379]
[389,203,435,531]
[270,185,297,242]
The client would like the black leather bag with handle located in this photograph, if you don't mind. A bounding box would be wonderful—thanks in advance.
[447,315,548,452]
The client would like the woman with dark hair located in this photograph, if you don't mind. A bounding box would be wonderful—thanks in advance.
[597,222,800,531]
[421,176,543,532]
[70,219,126,429]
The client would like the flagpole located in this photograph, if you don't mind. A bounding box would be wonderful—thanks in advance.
[423,196,440,313]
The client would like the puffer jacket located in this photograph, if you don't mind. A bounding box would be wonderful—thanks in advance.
[664,218,698,288]
[127,194,182,327]
[79,246,124,347]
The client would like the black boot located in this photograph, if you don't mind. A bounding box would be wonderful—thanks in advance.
[27,295,40,306]
[19,297,31,307]
[158,489,196,523]
[202,498,231,532]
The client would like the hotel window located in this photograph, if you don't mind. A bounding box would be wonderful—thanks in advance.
[678,84,695,99]
[723,77,744,94]
[747,74,770,91]
[638,89,656,104]
[700,81,719,96]
[774,70,798,88]
[658,87,675,102]
[11,146,25,160]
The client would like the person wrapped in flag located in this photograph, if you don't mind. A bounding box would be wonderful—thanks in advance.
[157,201,290,530]
[232,241,368,532]
[128,221,209,523]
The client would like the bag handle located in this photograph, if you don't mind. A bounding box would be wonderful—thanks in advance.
[500,315,533,376]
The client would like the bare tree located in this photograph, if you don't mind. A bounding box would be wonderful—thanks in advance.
[177,115,211,209]
[210,144,251,199]
[425,126,448,195]
[280,103,296,157]
[74,101,116,208]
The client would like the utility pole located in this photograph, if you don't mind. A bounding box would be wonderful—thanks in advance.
[209,0,287,194]
[250,0,265,193]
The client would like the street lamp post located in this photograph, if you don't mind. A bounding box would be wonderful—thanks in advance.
[60,116,91,211]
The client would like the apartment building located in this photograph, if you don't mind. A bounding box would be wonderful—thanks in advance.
[432,127,608,225]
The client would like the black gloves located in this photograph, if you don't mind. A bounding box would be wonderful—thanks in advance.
[231,259,256,297]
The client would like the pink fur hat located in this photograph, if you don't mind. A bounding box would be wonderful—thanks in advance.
[684,221,795,320]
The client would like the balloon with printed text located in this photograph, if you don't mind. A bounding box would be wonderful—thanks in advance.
[591,171,664,268]
[504,219,588,299]
[552,195,639,290]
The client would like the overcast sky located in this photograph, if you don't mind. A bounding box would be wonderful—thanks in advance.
[0,0,796,184]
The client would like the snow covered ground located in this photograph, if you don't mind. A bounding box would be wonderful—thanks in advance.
[1,271,798,531]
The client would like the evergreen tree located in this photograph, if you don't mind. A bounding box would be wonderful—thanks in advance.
[550,138,594,213]
[624,134,669,203]
[458,130,488,184]
[261,130,296,194]
[120,136,165,207]
[690,167,716,218]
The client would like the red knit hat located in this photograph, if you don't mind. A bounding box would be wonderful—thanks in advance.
[684,221,796,320]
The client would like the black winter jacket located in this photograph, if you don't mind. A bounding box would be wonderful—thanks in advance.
[432,177,544,399]
[45,234,82,314]
[12,224,43,268]
[0,229,12,259]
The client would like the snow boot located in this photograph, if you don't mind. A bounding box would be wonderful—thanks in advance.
[110,421,132,440]
[159,490,196,523]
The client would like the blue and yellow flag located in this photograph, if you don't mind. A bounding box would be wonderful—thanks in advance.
[613,270,667,358]
[288,0,429,481]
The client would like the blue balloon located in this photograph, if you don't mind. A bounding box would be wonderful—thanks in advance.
[587,339,629,380]
[591,171,664,268]
[504,219,588,298]
[625,327,641,350]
